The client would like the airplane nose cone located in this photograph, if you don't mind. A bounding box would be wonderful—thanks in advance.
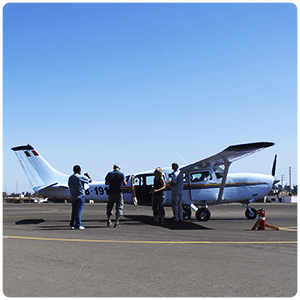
[266,174,275,187]
[255,174,274,197]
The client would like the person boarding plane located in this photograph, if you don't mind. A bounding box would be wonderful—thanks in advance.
[11,142,277,221]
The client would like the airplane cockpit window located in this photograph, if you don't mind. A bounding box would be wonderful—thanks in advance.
[168,173,186,182]
[215,172,223,179]
[190,171,212,182]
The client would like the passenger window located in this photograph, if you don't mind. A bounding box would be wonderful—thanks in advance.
[190,171,212,182]
[134,177,144,186]
[146,175,155,186]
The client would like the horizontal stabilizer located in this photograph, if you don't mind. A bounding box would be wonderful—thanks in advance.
[11,145,34,151]
[34,182,68,192]
[34,182,59,192]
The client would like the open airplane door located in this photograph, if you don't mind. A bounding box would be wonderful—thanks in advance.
[131,175,138,206]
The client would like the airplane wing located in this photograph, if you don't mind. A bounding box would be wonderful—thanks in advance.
[181,142,275,173]
[181,142,275,203]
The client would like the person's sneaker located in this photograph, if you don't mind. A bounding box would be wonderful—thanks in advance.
[70,226,75,230]
[77,226,85,230]
[114,223,121,228]
[107,220,112,227]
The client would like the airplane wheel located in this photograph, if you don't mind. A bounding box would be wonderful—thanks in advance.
[245,208,257,219]
[196,208,211,221]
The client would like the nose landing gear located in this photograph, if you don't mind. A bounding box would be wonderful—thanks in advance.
[245,207,257,219]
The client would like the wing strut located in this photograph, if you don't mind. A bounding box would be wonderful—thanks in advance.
[217,161,231,202]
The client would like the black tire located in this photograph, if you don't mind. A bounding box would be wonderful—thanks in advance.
[245,208,257,219]
[196,208,211,221]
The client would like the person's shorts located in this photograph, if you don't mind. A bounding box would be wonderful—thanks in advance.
[106,193,124,216]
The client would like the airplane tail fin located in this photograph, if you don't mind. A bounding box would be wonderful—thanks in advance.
[11,144,69,192]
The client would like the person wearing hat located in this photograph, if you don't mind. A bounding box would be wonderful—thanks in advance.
[105,164,127,228]
[68,165,92,230]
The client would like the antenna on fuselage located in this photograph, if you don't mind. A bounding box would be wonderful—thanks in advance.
[177,153,188,166]
[98,172,105,180]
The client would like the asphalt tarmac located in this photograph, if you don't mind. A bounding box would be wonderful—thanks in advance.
[3,202,297,297]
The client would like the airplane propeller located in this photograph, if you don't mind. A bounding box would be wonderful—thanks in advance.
[271,154,280,184]
[271,154,277,177]
[270,154,281,201]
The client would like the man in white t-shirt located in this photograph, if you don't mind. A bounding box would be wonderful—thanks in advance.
[168,162,183,222]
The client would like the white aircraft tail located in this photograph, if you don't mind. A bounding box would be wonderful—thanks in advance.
[11,144,69,192]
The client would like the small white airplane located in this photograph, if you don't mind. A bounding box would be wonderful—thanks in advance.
[11,142,277,221]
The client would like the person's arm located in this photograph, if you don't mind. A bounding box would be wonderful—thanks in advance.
[68,177,72,197]
[168,173,177,186]
[84,173,92,182]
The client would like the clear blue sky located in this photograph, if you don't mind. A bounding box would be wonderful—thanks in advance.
[3,3,297,194]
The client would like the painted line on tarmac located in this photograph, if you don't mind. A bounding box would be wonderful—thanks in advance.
[278,227,297,231]
[3,236,297,244]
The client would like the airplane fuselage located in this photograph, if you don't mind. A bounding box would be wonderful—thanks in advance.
[39,168,274,208]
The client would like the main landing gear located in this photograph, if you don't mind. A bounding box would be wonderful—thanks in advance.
[195,208,211,221]
[183,204,211,221]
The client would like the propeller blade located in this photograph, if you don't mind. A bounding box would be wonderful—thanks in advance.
[272,154,277,177]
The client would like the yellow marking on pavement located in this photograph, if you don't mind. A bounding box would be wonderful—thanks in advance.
[3,236,297,244]
[278,227,297,231]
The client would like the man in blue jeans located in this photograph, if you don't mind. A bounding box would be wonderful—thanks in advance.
[68,165,92,230]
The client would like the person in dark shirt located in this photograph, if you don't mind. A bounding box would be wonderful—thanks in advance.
[152,167,166,225]
[105,164,127,228]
